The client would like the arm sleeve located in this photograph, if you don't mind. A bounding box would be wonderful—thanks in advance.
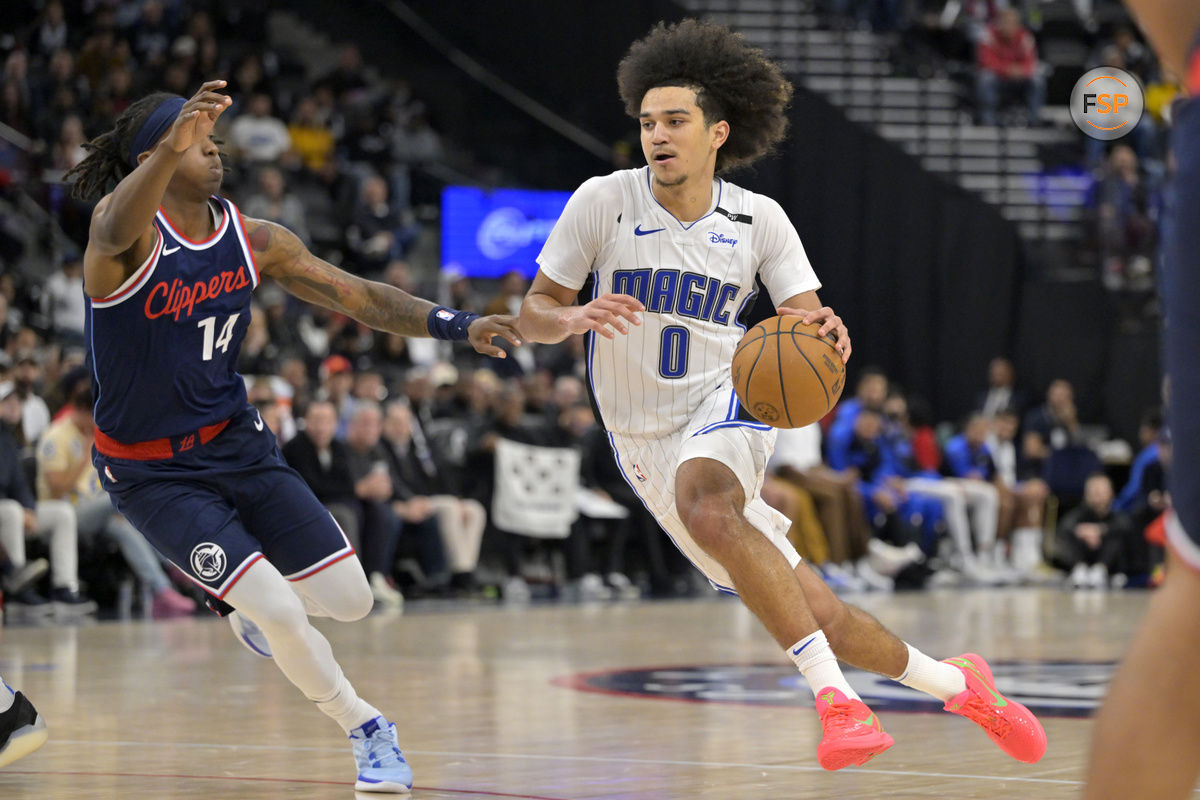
[977,31,1002,71]
[13,471,35,510]
[2,438,36,510]
[1105,511,1136,541]
[913,429,942,472]
[943,438,969,477]
[1057,507,1083,538]
[283,439,347,502]
[753,194,822,304]
[1113,447,1153,512]
[535,174,622,291]
[825,428,855,472]
[1019,31,1038,75]
[391,473,416,502]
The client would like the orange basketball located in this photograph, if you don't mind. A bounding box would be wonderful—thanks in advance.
[731,315,846,428]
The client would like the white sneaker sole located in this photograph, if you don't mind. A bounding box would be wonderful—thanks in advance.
[354,776,412,793]
[0,716,48,768]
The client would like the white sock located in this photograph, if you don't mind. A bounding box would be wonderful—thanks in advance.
[894,643,966,702]
[311,669,382,734]
[788,630,860,701]
[0,678,14,713]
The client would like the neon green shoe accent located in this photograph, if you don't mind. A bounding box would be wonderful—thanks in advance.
[949,657,1009,708]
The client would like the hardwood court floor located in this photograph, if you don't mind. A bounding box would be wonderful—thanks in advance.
[0,588,1152,799]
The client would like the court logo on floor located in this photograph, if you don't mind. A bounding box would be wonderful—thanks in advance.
[555,661,1114,718]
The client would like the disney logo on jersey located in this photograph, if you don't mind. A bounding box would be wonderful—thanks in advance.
[707,232,738,247]
[144,267,252,321]
[613,268,742,325]
[476,207,557,261]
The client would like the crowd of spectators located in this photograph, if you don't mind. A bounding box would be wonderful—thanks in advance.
[828,0,1176,324]
[3,0,445,281]
[0,289,1172,620]
[0,2,1178,622]
[763,357,1166,593]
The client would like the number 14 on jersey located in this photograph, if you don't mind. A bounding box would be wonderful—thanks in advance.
[198,314,240,361]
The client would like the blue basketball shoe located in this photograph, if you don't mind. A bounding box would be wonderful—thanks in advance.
[0,684,48,768]
[349,716,413,793]
[228,611,272,658]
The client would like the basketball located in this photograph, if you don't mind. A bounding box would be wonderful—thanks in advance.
[731,315,846,428]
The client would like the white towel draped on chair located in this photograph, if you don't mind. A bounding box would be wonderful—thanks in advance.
[492,438,580,539]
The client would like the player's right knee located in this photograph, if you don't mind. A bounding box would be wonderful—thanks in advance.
[293,557,373,621]
[322,579,373,622]
[678,497,742,557]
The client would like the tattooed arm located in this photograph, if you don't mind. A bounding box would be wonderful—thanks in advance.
[244,217,522,355]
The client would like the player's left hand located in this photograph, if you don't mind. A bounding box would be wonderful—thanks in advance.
[778,305,851,364]
[467,314,523,358]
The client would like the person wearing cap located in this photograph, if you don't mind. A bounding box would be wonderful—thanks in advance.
[318,353,357,437]
[0,382,96,619]
[63,79,521,793]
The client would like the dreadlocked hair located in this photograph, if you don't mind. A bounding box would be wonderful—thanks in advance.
[65,92,180,201]
[617,19,793,173]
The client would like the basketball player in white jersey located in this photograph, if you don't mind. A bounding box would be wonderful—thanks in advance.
[520,19,1046,770]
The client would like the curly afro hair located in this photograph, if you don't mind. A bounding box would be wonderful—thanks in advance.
[617,19,793,174]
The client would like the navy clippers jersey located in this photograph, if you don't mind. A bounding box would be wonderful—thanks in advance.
[86,196,260,443]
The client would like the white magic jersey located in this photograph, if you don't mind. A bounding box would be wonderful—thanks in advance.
[537,167,821,438]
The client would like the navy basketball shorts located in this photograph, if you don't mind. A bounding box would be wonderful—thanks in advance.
[93,405,355,598]
[1164,94,1200,572]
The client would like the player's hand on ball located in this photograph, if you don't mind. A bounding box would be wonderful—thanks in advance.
[562,294,644,339]
[165,80,232,154]
[467,314,523,358]
[778,305,851,363]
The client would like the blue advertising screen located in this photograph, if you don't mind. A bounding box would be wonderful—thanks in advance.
[441,185,573,279]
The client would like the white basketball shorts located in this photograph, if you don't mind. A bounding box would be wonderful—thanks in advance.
[606,383,800,593]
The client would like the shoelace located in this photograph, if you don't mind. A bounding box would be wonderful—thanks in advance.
[958,694,1012,737]
[821,703,878,734]
[361,729,405,769]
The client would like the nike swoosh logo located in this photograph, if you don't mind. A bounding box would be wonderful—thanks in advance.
[253,412,264,431]
[792,639,814,656]
[950,658,1008,707]
[634,225,665,236]
[855,712,878,729]
[162,246,181,255]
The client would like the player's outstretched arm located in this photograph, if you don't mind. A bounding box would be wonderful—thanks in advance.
[246,218,522,358]
[84,80,232,298]
[520,270,644,344]
[777,291,851,363]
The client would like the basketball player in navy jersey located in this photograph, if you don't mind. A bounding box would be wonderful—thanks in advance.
[65,80,521,793]
[1084,6,1200,798]
[521,20,1046,771]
